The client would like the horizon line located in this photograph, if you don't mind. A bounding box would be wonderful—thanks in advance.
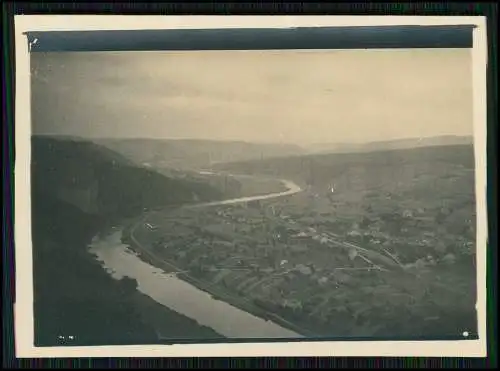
[32,133,474,147]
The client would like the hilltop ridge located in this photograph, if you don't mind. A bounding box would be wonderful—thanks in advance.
[93,137,306,170]
[305,135,473,155]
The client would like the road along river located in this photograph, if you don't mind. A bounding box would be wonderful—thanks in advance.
[88,177,304,339]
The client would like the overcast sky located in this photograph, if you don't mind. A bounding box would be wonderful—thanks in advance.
[31,48,472,146]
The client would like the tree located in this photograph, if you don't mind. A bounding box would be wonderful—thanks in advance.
[360,216,371,229]
[119,277,138,293]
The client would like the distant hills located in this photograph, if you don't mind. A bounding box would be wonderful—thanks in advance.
[31,136,224,218]
[36,135,475,173]
[92,138,306,170]
[305,135,474,155]
[90,136,474,171]
[214,144,476,191]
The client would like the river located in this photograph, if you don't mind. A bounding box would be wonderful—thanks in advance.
[88,177,303,339]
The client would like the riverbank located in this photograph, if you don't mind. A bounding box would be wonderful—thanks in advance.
[32,192,224,346]
[122,222,318,338]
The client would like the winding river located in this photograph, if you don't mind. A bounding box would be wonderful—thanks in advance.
[88,176,304,339]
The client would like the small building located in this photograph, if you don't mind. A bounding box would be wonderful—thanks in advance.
[283,298,303,310]
[319,237,329,245]
[318,276,329,285]
[145,223,157,231]
[296,264,312,275]
[402,209,414,218]
[347,230,362,237]
[293,231,308,238]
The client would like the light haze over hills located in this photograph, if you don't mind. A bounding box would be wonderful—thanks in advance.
[37,133,474,170]
[304,135,474,155]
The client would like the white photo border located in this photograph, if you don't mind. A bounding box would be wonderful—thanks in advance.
[14,15,488,358]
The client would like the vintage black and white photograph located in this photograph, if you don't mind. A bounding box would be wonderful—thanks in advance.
[15,16,488,358]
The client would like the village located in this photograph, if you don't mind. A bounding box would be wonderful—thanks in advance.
[134,176,475,336]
